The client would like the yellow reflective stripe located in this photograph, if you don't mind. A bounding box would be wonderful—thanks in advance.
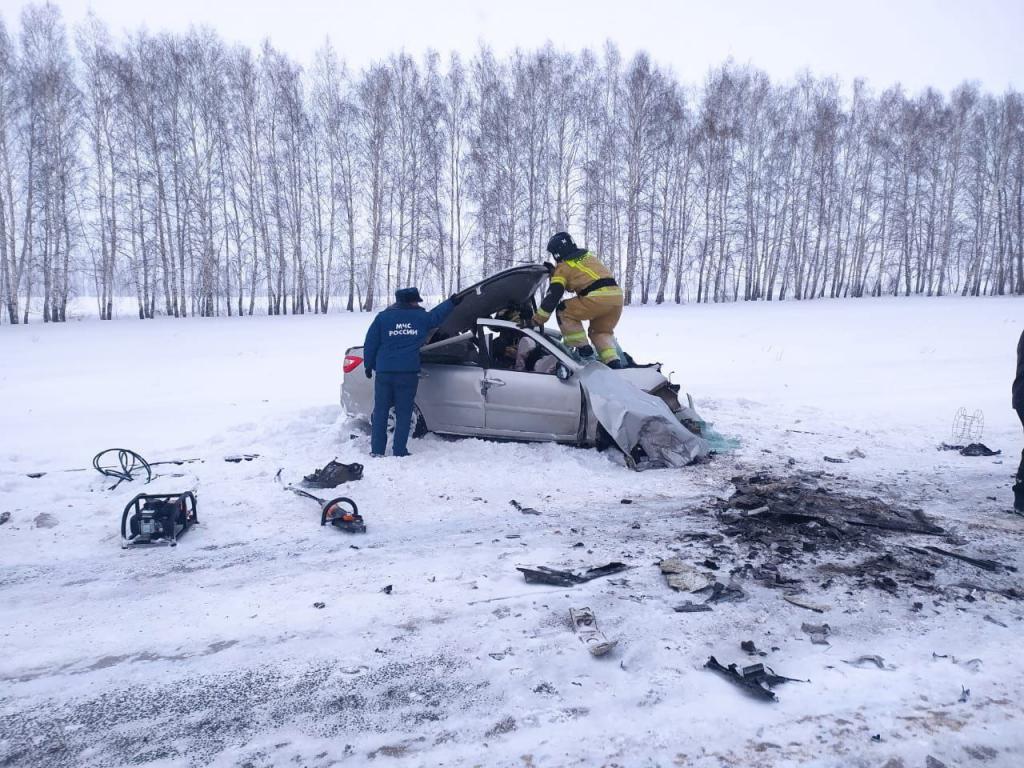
[599,347,619,362]
[569,256,600,281]
[563,331,588,344]
[586,286,622,297]
[551,275,568,287]
[534,308,550,320]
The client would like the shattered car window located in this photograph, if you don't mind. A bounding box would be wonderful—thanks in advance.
[420,338,483,367]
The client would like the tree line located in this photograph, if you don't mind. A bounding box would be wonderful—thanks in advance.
[1,4,1021,323]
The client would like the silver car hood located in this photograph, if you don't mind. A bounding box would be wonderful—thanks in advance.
[578,363,710,468]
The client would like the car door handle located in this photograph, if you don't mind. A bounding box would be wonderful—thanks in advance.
[483,378,506,387]
[418,371,429,378]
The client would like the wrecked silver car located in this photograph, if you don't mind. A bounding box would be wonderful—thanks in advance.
[341,265,709,467]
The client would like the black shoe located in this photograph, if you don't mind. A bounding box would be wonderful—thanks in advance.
[577,344,595,358]
[393,450,412,458]
[1014,482,1024,513]
[605,358,624,370]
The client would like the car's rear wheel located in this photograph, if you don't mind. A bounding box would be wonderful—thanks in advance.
[387,405,428,439]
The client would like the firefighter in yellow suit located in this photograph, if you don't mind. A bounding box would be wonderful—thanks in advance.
[531,231,625,369]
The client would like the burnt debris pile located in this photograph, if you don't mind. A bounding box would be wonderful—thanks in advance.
[708,472,1019,599]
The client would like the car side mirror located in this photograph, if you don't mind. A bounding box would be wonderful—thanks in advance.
[555,363,572,381]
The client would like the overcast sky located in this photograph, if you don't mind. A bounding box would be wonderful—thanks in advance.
[3,0,1021,94]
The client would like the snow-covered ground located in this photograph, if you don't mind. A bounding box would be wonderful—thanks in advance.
[1,296,1022,767]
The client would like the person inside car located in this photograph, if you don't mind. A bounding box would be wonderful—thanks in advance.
[493,307,558,374]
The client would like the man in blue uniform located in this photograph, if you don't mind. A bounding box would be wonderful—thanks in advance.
[363,287,459,457]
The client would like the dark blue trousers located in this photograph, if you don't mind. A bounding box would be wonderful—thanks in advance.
[371,372,420,456]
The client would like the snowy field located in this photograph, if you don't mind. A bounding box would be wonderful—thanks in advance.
[1,296,1022,767]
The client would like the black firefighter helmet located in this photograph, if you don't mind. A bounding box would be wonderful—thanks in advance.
[546,231,587,262]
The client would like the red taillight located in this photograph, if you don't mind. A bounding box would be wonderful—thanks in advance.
[343,355,363,374]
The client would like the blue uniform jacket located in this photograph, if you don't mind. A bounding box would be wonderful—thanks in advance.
[363,299,455,374]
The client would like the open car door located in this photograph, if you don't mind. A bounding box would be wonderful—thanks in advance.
[416,333,487,435]
[477,321,583,441]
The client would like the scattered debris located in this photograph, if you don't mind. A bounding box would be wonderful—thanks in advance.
[33,512,58,529]
[313,602,326,609]
[958,685,971,703]
[741,640,767,657]
[801,622,831,645]
[843,655,893,671]
[822,552,936,596]
[224,454,259,463]
[932,653,983,672]
[517,561,627,587]
[0,511,10,525]
[983,614,1008,628]
[784,595,828,613]
[952,582,1023,600]
[701,558,719,570]
[716,472,945,587]
[873,575,899,594]
[485,716,517,738]
[659,558,713,592]
[940,442,1000,457]
[467,589,566,605]
[871,734,882,743]
[620,499,633,505]
[916,545,1016,573]
[569,607,618,656]
[510,499,541,515]
[926,755,949,768]
[963,746,999,760]
[673,601,712,613]
[823,456,847,464]
[961,443,1000,457]
[847,448,867,459]
[699,581,747,603]
[704,656,803,702]
[845,515,944,536]
[381,585,393,595]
